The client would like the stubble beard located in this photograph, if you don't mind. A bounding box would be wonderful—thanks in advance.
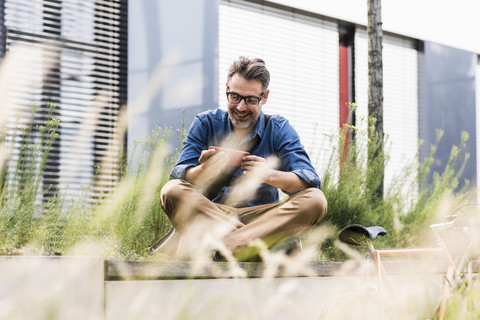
[229,110,256,129]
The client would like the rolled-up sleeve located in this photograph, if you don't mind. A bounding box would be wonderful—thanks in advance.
[292,168,321,189]
[169,164,195,180]
[273,117,321,191]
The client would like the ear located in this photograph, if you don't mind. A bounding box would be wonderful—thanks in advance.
[226,82,229,90]
[262,89,270,104]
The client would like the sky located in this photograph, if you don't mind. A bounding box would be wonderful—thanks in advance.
[273,0,480,54]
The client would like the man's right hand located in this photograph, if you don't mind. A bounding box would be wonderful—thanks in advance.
[185,148,230,187]
[198,148,218,164]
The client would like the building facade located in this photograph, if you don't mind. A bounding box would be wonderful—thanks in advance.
[1,0,478,202]
[129,0,480,196]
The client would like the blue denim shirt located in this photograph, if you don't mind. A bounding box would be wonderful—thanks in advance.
[170,109,321,207]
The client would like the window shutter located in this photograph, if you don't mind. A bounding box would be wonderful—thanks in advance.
[219,0,339,174]
[355,29,419,196]
[1,0,127,202]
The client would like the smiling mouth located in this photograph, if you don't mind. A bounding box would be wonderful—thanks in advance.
[235,111,250,119]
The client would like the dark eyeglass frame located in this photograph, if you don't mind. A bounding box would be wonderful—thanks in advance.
[226,91,265,107]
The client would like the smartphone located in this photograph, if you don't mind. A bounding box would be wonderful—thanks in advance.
[208,146,250,166]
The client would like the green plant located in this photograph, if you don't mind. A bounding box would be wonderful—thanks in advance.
[318,105,471,258]
[440,275,480,319]
[0,103,184,259]
[398,131,471,240]
[87,125,178,259]
[0,103,59,251]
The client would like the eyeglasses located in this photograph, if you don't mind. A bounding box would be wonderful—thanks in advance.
[226,91,265,107]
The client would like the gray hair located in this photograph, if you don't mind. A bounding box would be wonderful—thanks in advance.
[227,56,270,92]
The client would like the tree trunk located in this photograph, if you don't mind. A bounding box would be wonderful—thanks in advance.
[367,0,384,199]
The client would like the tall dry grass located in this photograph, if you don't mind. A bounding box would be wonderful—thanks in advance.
[0,44,479,320]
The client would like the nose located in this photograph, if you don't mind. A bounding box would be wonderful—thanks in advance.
[236,100,248,111]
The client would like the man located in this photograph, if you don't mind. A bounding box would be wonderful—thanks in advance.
[160,56,327,260]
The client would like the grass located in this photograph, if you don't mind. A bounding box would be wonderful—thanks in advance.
[0,102,475,259]
[1,103,479,319]
[318,107,474,259]
[0,104,183,259]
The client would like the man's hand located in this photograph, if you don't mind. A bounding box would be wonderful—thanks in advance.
[198,148,217,165]
[185,148,231,187]
[240,155,274,182]
[241,155,309,194]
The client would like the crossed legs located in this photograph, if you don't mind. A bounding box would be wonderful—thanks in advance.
[160,179,327,257]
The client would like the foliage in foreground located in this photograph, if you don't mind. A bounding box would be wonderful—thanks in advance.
[441,277,480,320]
[0,104,181,259]
[0,103,474,262]
[319,106,472,259]
[1,103,479,320]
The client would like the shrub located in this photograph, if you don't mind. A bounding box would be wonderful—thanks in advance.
[319,106,471,258]
[0,104,182,259]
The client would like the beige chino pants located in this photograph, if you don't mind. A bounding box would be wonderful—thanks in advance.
[160,179,327,255]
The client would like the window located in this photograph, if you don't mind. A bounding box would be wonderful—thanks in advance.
[355,29,419,196]
[1,0,127,203]
[219,0,339,173]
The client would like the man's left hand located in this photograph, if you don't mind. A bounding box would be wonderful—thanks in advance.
[241,155,308,193]
[240,155,274,183]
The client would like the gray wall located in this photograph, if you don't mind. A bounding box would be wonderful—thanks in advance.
[419,42,477,189]
[128,0,218,154]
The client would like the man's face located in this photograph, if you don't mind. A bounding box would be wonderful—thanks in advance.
[226,74,269,131]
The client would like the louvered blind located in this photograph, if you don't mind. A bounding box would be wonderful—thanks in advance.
[355,29,419,196]
[1,0,127,202]
[219,0,339,175]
